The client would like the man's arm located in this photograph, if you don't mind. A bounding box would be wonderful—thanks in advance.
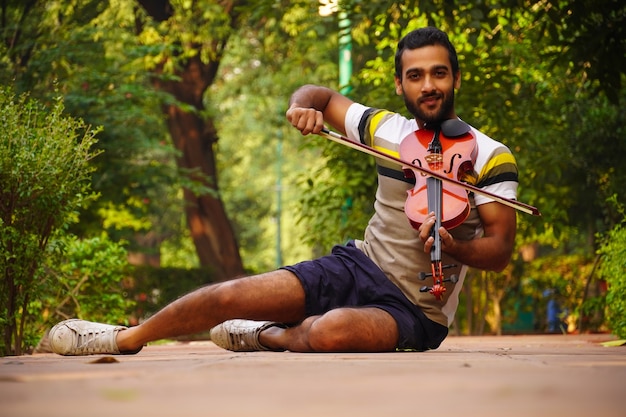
[420,202,517,272]
[286,85,354,136]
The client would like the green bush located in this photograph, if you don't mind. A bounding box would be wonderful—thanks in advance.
[16,235,134,352]
[43,235,134,325]
[598,223,626,339]
[0,87,100,355]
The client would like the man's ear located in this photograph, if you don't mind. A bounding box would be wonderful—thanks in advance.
[454,71,461,90]
[394,76,403,95]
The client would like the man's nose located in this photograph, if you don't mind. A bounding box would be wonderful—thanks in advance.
[421,75,435,92]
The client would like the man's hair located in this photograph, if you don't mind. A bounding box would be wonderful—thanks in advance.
[394,27,459,79]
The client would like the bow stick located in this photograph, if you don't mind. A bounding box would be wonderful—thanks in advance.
[319,128,541,217]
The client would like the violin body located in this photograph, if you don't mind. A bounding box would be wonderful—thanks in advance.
[399,123,477,231]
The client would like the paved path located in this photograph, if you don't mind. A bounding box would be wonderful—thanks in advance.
[1,334,624,417]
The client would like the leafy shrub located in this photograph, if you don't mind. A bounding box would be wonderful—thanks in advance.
[0,87,99,355]
[44,235,134,325]
[598,223,626,339]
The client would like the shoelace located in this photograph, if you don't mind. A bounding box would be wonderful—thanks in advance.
[230,326,260,349]
[76,328,115,354]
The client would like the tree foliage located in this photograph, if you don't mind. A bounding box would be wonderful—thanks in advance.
[1,0,624,338]
[1,0,191,265]
[41,235,133,333]
[598,201,626,339]
[532,0,625,104]
[0,87,100,355]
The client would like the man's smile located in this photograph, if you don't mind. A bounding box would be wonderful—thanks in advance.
[420,94,441,106]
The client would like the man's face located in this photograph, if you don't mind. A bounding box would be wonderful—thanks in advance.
[394,45,460,125]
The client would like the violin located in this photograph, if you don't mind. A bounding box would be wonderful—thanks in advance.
[317,126,541,300]
[399,119,477,300]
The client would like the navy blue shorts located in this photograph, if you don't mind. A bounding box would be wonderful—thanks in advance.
[281,241,448,351]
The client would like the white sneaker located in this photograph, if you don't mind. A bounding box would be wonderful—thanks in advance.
[209,320,284,352]
[49,319,139,356]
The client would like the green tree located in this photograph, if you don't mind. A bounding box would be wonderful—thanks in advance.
[531,0,625,105]
[0,87,99,355]
[597,203,626,339]
[43,235,133,326]
[132,0,250,278]
[213,3,365,260]
[1,0,192,267]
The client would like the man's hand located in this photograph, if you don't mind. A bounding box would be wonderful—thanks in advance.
[419,203,516,272]
[285,106,325,136]
[418,211,455,253]
[286,85,353,136]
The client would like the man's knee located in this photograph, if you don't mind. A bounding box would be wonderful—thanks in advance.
[306,308,398,352]
[307,309,364,352]
[204,280,241,312]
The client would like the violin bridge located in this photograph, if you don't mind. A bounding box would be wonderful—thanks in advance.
[424,154,443,165]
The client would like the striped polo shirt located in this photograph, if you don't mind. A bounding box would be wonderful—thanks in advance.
[344,103,518,327]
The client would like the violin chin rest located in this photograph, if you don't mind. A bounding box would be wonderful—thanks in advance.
[440,119,471,137]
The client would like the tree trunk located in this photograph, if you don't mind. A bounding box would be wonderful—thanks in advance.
[165,101,244,279]
[137,1,245,280]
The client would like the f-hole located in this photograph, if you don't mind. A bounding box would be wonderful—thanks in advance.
[444,153,462,174]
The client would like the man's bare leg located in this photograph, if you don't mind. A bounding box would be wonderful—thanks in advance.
[116,270,306,352]
[259,307,399,352]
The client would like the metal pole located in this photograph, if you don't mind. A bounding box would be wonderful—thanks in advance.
[338,10,352,96]
[338,10,353,234]
[275,127,283,267]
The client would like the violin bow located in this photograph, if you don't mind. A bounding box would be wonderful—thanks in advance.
[319,128,541,217]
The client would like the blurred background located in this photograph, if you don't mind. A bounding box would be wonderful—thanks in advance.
[1,0,624,355]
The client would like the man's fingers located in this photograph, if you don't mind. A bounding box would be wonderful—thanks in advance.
[286,108,324,135]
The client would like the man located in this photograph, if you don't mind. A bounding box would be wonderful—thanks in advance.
[48,27,517,355]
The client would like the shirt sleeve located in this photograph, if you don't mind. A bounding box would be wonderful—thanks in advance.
[344,103,371,142]
[472,139,519,206]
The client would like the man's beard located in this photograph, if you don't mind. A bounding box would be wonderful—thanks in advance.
[404,89,455,125]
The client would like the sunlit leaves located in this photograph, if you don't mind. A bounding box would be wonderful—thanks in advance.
[0,87,100,354]
[598,214,626,338]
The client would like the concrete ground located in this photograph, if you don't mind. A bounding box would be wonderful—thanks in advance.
[1,334,624,417]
